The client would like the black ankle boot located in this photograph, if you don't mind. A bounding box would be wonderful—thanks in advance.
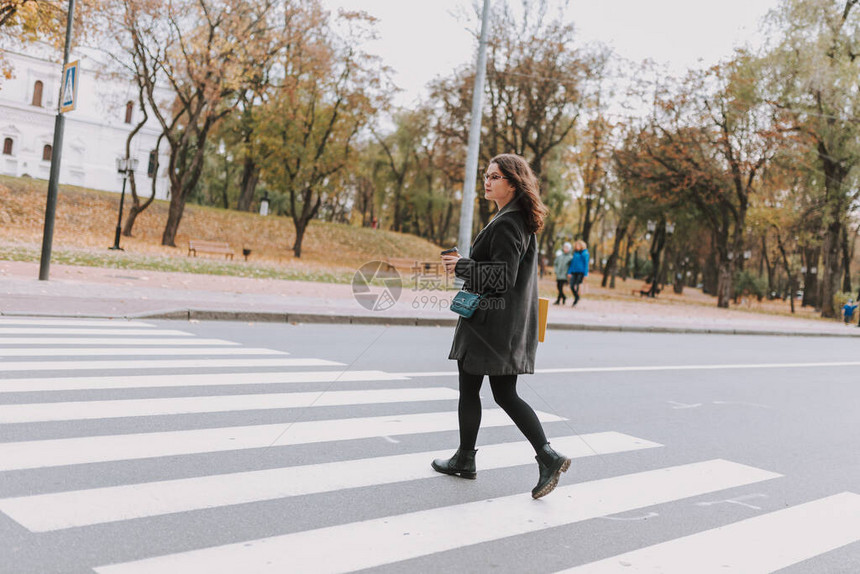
[432,448,477,479]
[532,444,570,499]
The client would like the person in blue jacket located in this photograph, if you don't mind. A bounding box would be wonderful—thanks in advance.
[566,239,589,306]
[843,299,858,324]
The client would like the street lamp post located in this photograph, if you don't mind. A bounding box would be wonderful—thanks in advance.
[109,157,138,251]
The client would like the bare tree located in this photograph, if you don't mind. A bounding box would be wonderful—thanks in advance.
[118,0,277,246]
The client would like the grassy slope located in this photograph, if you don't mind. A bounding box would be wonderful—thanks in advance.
[0,175,835,321]
[0,175,443,283]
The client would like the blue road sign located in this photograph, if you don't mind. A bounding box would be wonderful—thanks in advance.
[60,60,79,113]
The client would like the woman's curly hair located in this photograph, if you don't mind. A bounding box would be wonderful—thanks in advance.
[490,153,548,234]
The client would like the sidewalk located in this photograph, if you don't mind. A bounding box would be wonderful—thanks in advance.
[1,260,858,337]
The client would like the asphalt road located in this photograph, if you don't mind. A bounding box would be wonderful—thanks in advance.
[0,318,858,573]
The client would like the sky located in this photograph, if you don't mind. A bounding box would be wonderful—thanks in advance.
[321,0,783,107]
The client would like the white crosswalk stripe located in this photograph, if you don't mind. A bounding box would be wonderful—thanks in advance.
[0,387,459,423]
[0,328,192,335]
[0,432,661,532]
[0,370,408,393]
[0,337,238,346]
[0,357,342,371]
[0,319,157,327]
[557,492,860,574]
[92,460,781,574]
[0,409,565,471]
[0,319,856,574]
[0,346,285,357]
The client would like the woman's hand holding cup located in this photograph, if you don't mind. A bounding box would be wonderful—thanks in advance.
[441,247,460,273]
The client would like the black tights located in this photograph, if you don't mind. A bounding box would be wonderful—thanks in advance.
[569,273,584,304]
[555,279,567,302]
[457,361,547,452]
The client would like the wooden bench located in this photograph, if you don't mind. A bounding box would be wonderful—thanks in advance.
[188,240,235,260]
[384,257,437,274]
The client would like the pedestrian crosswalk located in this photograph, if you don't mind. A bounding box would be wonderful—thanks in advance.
[0,317,857,573]
[93,460,782,574]
[0,432,659,532]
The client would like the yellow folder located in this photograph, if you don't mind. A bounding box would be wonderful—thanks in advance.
[538,297,549,342]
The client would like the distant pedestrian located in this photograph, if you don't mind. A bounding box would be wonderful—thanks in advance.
[843,299,857,324]
[436,153,571,499]
[566,239,589,306]
[553,242,573,305]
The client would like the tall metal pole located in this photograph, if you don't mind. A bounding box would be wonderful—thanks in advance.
[39,0,76,281]
[457,0,492,256]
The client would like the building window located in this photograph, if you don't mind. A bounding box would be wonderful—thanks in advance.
[2,138,12,155]
[147,149,158,177]
[32,80,44,107]
[42,144,53,161]
[124,101,134,124]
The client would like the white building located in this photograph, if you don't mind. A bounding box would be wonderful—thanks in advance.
[0,44,171,199]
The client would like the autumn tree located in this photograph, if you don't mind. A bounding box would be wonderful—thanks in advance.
[254,4,385,257]
[347,141,386,228]
[410,121,462,245]
[603,138,647,288]
[91,0,165,237]
[762,0,860,317]
[748,164,806,310]
[225,3,292,213]
[619,56,782,307]
[115,0,279,247]
[0,0,98,79]
[431,0,587,246]
[565,47,616,247]
[121,82,162,236]
[371,110,426,233]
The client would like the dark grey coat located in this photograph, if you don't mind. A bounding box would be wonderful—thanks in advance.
[448,201,539,375]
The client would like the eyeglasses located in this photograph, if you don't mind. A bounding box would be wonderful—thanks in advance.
[484,173,506,182]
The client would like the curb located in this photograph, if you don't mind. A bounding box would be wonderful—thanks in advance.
[138,310,860,337]
[4,307,857,338]
[133,309,461,328]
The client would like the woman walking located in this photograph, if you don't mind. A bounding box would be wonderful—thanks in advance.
[566,240,589,306]
[435,153,570,499]
[553,242,573,305]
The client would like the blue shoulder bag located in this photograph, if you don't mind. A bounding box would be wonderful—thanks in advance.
[450,290,483,319]
[450,235,532,319]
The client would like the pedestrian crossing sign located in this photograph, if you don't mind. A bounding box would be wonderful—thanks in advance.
[60,60,79,113]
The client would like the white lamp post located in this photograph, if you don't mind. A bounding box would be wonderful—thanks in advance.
[259,191,270,216]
